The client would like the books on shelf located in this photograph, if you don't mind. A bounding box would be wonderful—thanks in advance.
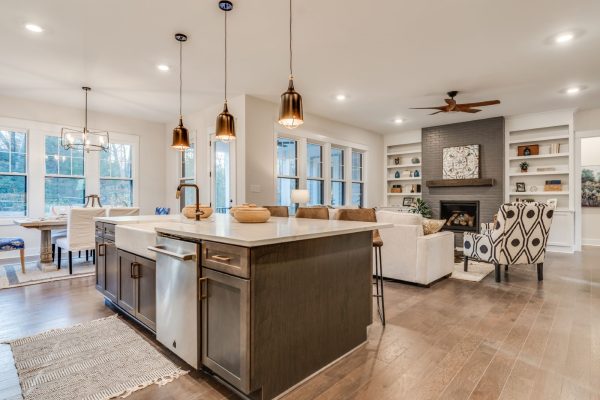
[549,143,561,154]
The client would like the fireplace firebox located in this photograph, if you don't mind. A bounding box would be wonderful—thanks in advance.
[440,200,480,233]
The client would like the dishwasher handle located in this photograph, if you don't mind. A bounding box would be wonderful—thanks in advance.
[148,245,196,261]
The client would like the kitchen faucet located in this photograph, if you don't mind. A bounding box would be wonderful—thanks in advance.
[176,183,202,221]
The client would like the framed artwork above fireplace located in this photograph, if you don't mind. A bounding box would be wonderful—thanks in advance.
[442,144,480,179]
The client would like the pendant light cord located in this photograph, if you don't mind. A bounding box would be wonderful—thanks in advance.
[289,0,293,79]
[84,89,88,131]
[224,10,228,103]
[179,38,183,117]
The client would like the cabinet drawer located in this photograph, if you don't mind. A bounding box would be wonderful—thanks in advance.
[104,223,116,241]
[202,241,250,278]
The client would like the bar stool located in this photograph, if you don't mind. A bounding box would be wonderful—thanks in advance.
[295,206,329,220]
[334,208,385,325]
[263,205,290,218]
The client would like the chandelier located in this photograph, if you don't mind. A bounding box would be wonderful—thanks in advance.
[61,87,109,152]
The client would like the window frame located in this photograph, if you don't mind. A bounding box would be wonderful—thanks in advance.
[276,136,300,213]
[351,150,365,207]
[0,128,28,217]
[99,142,135,207]
[178,140,196,210]
[330,146,345,206]
[306,142,324,206]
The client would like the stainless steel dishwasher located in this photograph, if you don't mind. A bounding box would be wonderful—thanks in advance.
[148,234,200,369]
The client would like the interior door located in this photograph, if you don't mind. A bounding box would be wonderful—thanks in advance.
[209,134,236,213]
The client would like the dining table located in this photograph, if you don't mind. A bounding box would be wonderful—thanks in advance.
[13,217,67,267]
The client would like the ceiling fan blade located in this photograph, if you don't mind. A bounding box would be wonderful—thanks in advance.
[460,108,482,113]
[410,106,447,110]
[456,100,500,108]
[429,111,444,115]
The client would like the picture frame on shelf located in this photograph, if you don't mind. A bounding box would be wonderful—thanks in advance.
[517,144,539,156]
[516,182,526,192]
[403,197,415,207]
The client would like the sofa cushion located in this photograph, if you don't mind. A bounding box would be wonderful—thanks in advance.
[422,219,446,235]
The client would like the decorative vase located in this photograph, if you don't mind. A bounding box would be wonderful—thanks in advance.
[394,171,400,179]
[411,157,420,164]
[394,157,400,165]
[523,147,531,156]
[414,169,420,177]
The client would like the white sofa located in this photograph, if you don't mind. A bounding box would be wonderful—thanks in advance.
[376,210,455,286]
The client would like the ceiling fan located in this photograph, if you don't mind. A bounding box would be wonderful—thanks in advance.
[411,91,500,115]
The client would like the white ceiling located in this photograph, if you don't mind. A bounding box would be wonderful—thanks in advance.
[1,0,599,134]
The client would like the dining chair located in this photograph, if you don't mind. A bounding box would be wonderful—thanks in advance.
[335,208,385,325]
[0,238,25,274]
[50,206,69,261]
[56,207,106,274]
[295,207,329,220]
[263,205,289,218]
[107,207,140,217]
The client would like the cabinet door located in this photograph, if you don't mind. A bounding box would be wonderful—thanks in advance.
[117,250,136,315]
[95,237,105,293]
[104,241,118,303]
[135,256,156,331]
[201,267,250,393]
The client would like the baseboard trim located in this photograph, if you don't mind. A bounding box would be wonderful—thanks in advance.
[582,239,600,247]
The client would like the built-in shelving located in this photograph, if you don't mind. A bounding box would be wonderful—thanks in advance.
[508,171,569,177]
[509,153,569,161]
[385,138,422,207]
[508,191,569,196]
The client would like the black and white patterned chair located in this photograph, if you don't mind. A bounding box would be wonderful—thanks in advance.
[463,202,555,282]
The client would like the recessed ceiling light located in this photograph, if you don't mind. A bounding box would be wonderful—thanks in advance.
[554,32,575,44]
[393,118,404,124]
[157,64,170,71]
[25,23,43,33]
[335,94,347,101]
[565,86,581,95]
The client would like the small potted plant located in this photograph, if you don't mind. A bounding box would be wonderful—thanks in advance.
[519,161,529,173]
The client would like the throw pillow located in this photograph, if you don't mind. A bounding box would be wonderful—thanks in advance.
[422,219,446,235]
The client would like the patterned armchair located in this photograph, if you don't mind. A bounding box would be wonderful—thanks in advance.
[463,202,555,282]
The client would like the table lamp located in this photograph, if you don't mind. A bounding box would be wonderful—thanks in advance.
[291,189,310,207]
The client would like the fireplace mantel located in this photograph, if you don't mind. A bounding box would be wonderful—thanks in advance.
[426,178,495,188]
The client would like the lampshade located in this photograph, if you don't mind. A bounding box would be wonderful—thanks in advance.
[171,117,190,150]
[291,189,309,204]
[278,79,304,129]
[215,102,236,142]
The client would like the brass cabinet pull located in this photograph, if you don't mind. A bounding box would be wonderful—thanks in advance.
[211,254,231,263]
[130,262,141,279]
[198,277,208,301]
[97,243,105,257]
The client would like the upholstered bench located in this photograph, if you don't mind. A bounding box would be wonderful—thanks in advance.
[0,237,25,273]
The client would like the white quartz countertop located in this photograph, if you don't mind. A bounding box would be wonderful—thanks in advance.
[95,214,185,225]
[151,213,391,247]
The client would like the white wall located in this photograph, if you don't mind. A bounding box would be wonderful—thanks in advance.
[0,95,166,257]
[577,107,600,246]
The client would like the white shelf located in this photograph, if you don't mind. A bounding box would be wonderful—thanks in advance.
[387,164,421,169]
[508,191,569,196]
[508,135,570,144]
[387,150,422,156]
[508,171,569,177]
[509,153,569,161]
[387,177,422,182]
[387,193,422,196]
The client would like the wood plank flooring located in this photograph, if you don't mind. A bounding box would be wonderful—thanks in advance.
[1,247,599,400]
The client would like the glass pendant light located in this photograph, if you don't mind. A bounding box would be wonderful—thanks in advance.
[171,33,190,151]
[215,0,236,142]
[278,0,303,129]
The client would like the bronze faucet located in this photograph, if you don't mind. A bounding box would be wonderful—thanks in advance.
[176,183,202,221]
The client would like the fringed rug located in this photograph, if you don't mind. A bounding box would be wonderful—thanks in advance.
[3,315,187,400]
[0,259,94,290]
[450,260,495,282]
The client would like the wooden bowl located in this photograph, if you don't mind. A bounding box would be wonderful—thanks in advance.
[182,204,213,219]
[233,207,271,223]
[229,203,257,215]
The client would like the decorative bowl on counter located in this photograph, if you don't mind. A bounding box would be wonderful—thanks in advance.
[232,206,271,223]
[229,203,257,215]
[182,204,213,219]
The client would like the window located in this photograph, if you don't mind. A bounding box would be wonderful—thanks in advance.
[351,151,364,207]
[100,143,133,207]
[276,138,298,213]
[178,143,195,209]
[0,130,27,216]
[44,136,85,213]
[331,147,345,206]
[306,143,323,205]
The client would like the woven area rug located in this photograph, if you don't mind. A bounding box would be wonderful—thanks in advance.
[0,259,94,290]
[450,260,495,282]
[3,315,187,400]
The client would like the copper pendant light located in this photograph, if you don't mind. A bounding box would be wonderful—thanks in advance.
[278,0,303,129]
[171,33,190,151]
[215,0,236,142]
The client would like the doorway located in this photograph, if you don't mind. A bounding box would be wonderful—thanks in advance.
[575,131,600,249]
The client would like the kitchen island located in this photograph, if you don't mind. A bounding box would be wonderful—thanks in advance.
[95,213,390,400]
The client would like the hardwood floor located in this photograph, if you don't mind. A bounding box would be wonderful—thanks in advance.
[1,247,599,400]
